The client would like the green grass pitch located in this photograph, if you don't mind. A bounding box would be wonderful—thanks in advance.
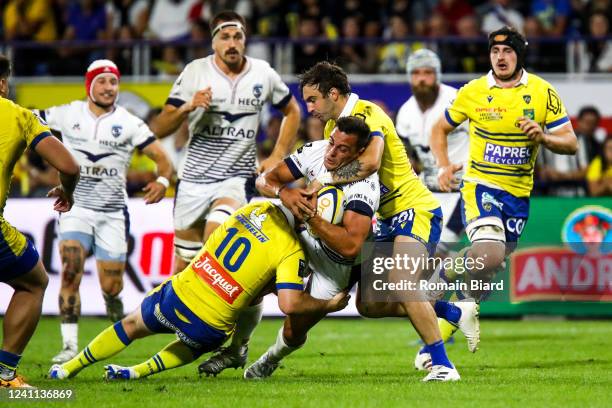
[6,317,612,407]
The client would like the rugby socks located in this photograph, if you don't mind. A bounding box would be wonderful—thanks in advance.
[266,327,304,364]
[0,350,21,380]
[424,340,453,369]
[132,340,197,378]
[60,323,78,350]
[434,301,462,325]
[63,322,132,376]
[438,318,459,343]
[229,303,263,352]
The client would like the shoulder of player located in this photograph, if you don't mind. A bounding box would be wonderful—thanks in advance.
[440,83,458,96]
[458,76,487,93]
[396,97,416,117]
[355,99,392,125]
[245,56,274,71]
[296,139,327,155]
[525,71,556,91]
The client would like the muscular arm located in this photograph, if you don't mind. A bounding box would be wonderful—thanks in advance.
[430,116,456,168]
[259,97,301,172]
[305,209,372,259]
[541,123,578,155]
[141,140,173,180]
[34,136,79,193]
[255,160,299,197]
[324,136,384,185]
[150,104,192,139]
[277,289,348,315]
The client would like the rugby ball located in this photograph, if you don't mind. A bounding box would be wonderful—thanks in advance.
[306,186,345,237]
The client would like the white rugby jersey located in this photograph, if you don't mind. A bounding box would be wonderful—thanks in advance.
[167,55,292,183]
[396,83,469,191]
[40,101,156,212]
[286,140,380,264]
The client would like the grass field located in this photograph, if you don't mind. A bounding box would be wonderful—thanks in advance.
[6,317,612,407]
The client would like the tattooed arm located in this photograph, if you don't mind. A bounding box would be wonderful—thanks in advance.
[319,136,384,186]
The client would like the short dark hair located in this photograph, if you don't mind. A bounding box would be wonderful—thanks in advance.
[578,105,601,121]
[336,116,371,150]
[210,10,247,33]
[299,61,351,97]
[0,54,11,79]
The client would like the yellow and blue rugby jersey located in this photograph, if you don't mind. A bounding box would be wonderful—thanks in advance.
[445,71,570,197]
[172,201,306,332]
[324,94,439,219]
[0,98,52,215]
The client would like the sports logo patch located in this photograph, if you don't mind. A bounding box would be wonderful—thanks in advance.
[481,191,503,212]
[487,95,493,103]
[523,109,535,120]
[252,84,263,99]
[523,95,531,104]
[111,125,123,138]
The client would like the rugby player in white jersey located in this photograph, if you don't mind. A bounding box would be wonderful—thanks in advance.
[151,10,301,274]
[198,116,381,379]
[395,49,474,370]
[39,60,173,364]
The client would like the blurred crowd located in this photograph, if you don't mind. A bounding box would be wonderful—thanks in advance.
[2,0,612,76]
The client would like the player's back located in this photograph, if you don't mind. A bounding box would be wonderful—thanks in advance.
[172,201,305,332]
[0,98,50,214]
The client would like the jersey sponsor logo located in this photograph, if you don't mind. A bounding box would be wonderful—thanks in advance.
[483,142,532,165]
[111,125,123,138]
[487,95,493,103]
[80,165,119,177]
[506,217,526,234]
[481,191,503,212]
[192,251,244,303]
[197,125,256,139]
[235,213,269,243]
[237,98,265,107]
[99,139,129,149]
[75,149,117,163]
[252,84,263,99]
[476,107,506,122]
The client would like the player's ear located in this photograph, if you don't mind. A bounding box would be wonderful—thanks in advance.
[328,87,338,100]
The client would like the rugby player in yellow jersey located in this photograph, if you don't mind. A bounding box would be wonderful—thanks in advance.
[426,27,577,360]
[294,62,475,381]
[48,201,350,381]
[0,54,80,388]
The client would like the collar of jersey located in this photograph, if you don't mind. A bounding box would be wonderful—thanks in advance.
[486,69,528,89]
[338,93,359,118]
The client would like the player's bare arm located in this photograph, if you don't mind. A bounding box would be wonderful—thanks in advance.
[306,210,372,258]
[141,140,174,204]
[258,96,301,173]
[35,135,80,212]
[431,116,463,192]
[277,289,350,315]
[151,86,212,138]
[256,162,315,219]
[518,118,578,155]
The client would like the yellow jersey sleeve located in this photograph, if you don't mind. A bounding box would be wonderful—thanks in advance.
[542,85,570,131]
[445,82,471,127]
[21,106,52,149]
[275,248,306,290]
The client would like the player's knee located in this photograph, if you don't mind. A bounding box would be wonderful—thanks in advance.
[101,279,123,297]
[174,238,202,264]
[206,204,235,226]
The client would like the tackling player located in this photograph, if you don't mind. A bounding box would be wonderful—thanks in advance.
[39,59,173,364]
[151,10,301,274]
[199,116,386,378]
[48,201,349,381]
[430,26,577,336]
[0,54,79,388]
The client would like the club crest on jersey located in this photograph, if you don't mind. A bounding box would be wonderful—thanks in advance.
[523,95,531,104]
[252,84,263,99]
[481,192,503,212]
[487,95,493,103]
[111,125,123,138]
[523,109,535,120]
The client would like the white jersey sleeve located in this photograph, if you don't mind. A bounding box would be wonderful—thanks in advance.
[39,104,71,134]
[166,62,198,107]
[267,66,292,109]
[132,118,156,150]
[285,141,326,180]
[343,178,380,218]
